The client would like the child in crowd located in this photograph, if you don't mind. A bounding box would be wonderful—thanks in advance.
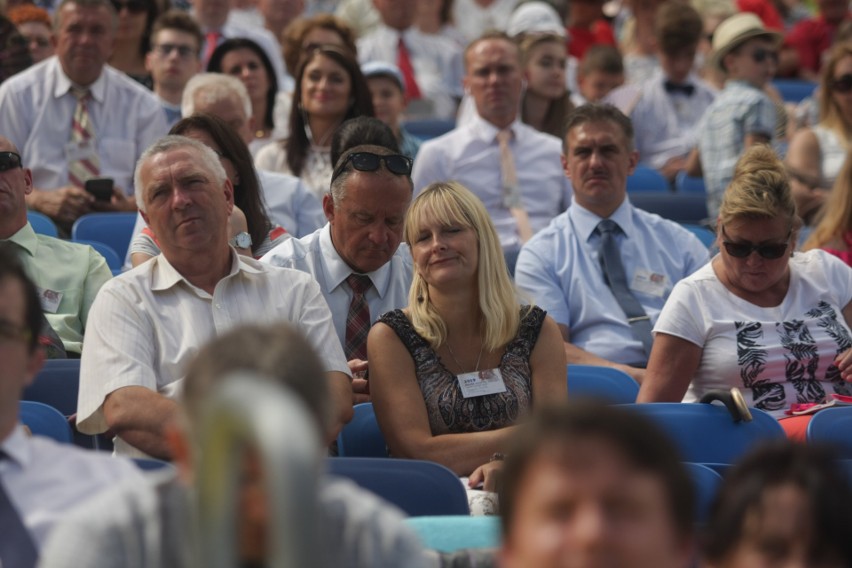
[361,61,422,159]
[573,45,625,106]
[689,12,780,218]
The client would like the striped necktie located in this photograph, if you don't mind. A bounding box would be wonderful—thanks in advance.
[67,87,100,189]
[344,274,372,361]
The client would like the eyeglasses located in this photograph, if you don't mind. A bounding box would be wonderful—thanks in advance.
[0,319,31,345]
[720,226,791,259]
[831,73,852,93]
[152,43,196,59]
[750,48,778,65]
[0,152,22,172]
[331,152,413,182]
[111,0,147,14]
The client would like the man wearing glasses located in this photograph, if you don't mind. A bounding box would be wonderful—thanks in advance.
[145,10,203,128]
[0,0,166,232]
[76,136,353,459]
[0,137,111,357]
[262,139,414,402]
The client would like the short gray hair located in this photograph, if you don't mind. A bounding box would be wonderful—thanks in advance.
[329,144,413,204]
[181,73,252,120]
[134,135,227,212]
[54,0,118,31]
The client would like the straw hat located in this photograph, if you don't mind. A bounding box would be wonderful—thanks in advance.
[711,12,782,71]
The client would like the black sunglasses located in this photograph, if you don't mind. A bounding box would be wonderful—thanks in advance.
[832,73,852,93]
[111,0,147,13]
[751,48,778,65]
[720,226,791,259]
[331,152,413,182]
[0,151,22,172]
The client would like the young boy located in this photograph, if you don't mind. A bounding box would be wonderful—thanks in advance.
[574,45,625,106]
[361,61,422,159]
[690,13,781,217]
[607,2,716,181]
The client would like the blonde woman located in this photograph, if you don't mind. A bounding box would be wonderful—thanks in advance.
[367,182,566,495]
[804,151,852,265]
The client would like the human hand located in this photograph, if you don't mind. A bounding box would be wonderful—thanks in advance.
[660,156,687,182]
[836,348,852,382]
[349,359,370,404]
[617,364,645,385]
[468,460,503,493]
[91,187,136,212]
[29,186,93,226]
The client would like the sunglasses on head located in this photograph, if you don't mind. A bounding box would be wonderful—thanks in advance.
[721,226,791,259]
[331,152,413,182]
[111,0,147,14]
[832,73,852,93]
[751,48,778,64]
[0,151,22,172]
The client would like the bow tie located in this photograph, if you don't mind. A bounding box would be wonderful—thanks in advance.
[664,81,695,96]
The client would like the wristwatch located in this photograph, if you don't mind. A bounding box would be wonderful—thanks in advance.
[229,231,252,249]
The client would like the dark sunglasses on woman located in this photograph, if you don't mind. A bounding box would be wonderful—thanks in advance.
[720,226,791,259]
[831,73,852,94]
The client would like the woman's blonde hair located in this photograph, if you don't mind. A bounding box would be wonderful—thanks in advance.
[819,41,852,139]
[803,149,852,251]
[719,145,798,230]
[404,182,521,350]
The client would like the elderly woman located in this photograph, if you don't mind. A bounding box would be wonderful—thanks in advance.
[786,42,852,226]
[367,182,566,501]
[638,145,852,439]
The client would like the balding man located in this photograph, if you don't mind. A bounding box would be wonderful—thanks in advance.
[0,0,166,231]
[77,136,352,459]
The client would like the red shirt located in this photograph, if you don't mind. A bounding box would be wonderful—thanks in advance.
[737,0,784,30]
[785,14,852,75]
[568,20,617,60]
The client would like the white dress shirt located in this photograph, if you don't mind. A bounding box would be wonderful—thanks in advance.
[261,224,413,349]
[357,24,463,120]
[515,197,709,365]
[606,71,716,170]
[0,57,167,195]
[77,251,350,456]
[453,0,519,43]
[412,114,572,252]
[0,426,141,550]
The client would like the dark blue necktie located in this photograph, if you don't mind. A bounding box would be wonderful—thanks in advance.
[664,80,695,96]
[0,451,38,568]
[596,219,654,361]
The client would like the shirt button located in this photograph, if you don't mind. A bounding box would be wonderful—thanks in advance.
[215,303,222,309]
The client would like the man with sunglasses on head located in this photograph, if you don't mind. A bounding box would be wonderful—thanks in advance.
[515,104,708,385]
[0,0,166,233]
[262,127,414,402]
[0,137,111,357]
[76,135,353,459]
[145,10,203,128]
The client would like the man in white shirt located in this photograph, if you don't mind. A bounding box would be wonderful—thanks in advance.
[77,136,353,459]
[262,143,414,401]
[412,32,571,258]
[0,0,167,231]
[145,10,203,128]
[357,0,464,120]
[0,245,140,566]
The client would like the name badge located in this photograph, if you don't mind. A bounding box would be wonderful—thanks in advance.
[37,287,63,313]
[65,139,98,162]
[457,368,507,399]
[631,269,668,298]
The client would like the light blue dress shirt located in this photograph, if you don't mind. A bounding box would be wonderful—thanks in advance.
[515,197,710,365]
[260,224,413,349]
[412,114,572,253]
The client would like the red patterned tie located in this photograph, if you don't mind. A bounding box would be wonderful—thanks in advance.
[203,30,222,67]
[345,274,372,361]
[397,36,422,101]
[68,87,100,188]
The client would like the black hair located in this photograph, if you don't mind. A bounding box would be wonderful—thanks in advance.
[0,243,43,352]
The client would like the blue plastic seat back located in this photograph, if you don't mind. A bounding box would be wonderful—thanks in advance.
[27,211,59,237]
[71,212,137,262]
[674,172,707,194]
[19,401,73,444]
[680,223,716,248]
[629,191,709,224]
[807,407,852,459]
[73,239,122,272]
[627,166,669,192]
[622,403,785,464]
[327,457,470,516]
[337,402,388,457]
[567,365,639,404]
[772,79,817,103]
[405,515,500,552]
[685,462,723,524]
[401,119,456,141]
[23,359,80,416]
[132,458,175,472]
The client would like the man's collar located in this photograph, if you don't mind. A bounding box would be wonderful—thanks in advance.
[3,223,39,256]
[319,224,393,297]
[53,59,107,102]
[470,113,522,143]
[569,196,635,242]
[150,248,262,294]
[1,426,33,470]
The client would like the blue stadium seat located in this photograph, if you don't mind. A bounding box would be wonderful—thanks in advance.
[629,192,708,224]
[71,212,137,262]
[674,171,707,194]
[685,462,723,524]
[327,457,470,516]
[19,401,73,444]
[627,166,670,192]
[807,406,852,459]
[772,79,818,103]
[401,119,456,141]
[567,365,639,404]
[336,403,387,457]
[27,211,59,237]
[681,223,716,248]
[73,239,122,273]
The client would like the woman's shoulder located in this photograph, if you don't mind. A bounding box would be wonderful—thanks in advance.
[377,308,409,328]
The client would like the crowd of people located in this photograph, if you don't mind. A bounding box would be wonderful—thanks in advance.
[2,0,852,565]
